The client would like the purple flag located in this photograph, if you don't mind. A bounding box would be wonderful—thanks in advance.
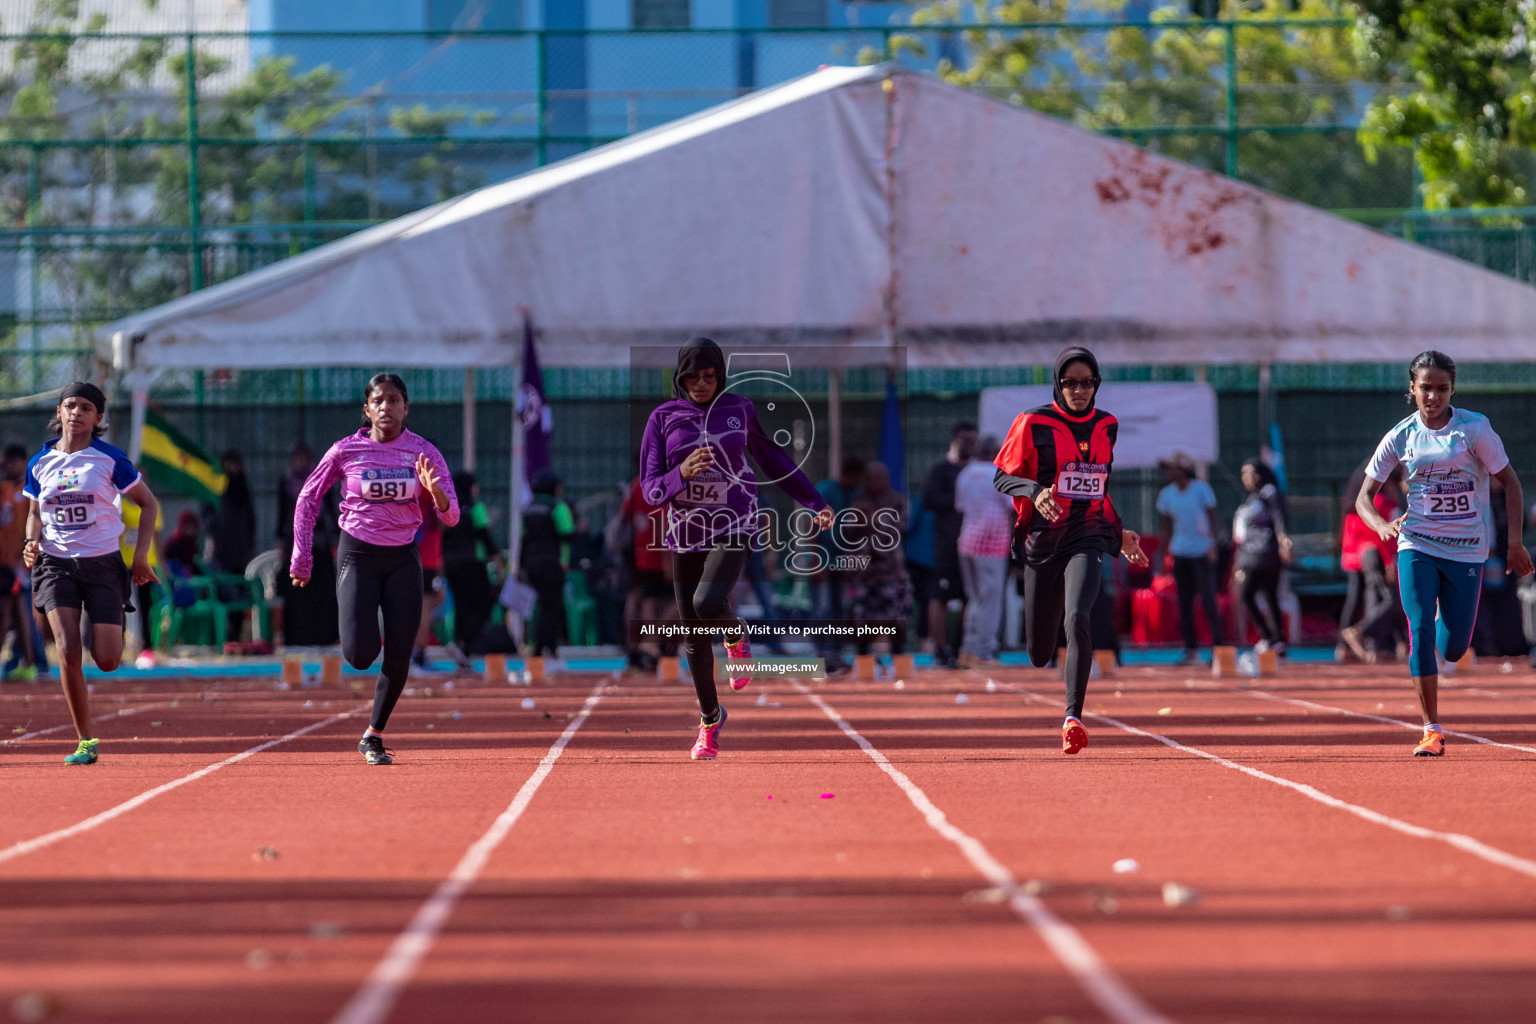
[517,312,552,483]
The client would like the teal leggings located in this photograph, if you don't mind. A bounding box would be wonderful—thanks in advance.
[1398,549,1483,678]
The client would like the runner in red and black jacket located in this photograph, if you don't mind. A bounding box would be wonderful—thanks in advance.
[994,346,1148,755]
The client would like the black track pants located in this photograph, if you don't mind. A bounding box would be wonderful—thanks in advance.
[671,542,750,720]
[1023,550,1103,720]
[337,532,423,732]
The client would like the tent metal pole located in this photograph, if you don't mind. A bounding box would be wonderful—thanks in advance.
[128,369,150,464]
[510,358,525,573]
[827,368,841,481]
[463,368,477,472]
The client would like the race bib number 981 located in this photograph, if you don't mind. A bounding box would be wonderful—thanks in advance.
[358,468,418,503]
[1056,462,1109,500]
[1416,480,1478,522]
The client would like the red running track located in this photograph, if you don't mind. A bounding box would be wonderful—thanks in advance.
[2,661,1536,1023]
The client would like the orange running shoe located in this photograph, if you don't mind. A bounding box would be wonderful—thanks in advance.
[1062,717,1089,755]
[1413,728,1445,757]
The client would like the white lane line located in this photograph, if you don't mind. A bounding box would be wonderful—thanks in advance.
[1,701,170,746]
[329,680,606,1024]
[1232,687,1536,756]
[991,680,1536,883]
[792,681,1172,1024]
[0,707,361,867]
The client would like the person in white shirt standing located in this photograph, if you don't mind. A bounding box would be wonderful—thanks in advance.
[955,435,1015,664]
[1155,451,1224,667]
[22,382,160,765]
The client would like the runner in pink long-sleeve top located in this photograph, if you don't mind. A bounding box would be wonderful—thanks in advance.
[289,373,459,765]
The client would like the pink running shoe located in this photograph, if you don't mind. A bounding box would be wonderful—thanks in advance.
[724,634,752,691]
[691,706,728,760]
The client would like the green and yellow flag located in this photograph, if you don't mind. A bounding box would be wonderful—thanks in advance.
[139,409,226,503]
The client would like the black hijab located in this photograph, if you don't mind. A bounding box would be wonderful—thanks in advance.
[1052,346,1101,414]
[672,337,727,403]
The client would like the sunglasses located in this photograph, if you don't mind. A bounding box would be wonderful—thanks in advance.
[1059,377,1101,392]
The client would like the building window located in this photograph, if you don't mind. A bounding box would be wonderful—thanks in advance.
[769,0,825,27]
[632,0,690,29]
[427,0,523,30]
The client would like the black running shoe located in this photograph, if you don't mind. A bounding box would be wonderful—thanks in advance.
[359,735,394,765]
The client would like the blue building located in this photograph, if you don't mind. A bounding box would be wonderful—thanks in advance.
[249,1,1163,147]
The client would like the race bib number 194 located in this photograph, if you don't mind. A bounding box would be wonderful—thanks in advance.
[1056,462,1108,500]
[681,472,727,506]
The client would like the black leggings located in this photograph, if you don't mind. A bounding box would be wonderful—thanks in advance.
[672,541,750,720]
[1239,563,1283,645]
[337,532,423,732]
[1023,550,1103,720]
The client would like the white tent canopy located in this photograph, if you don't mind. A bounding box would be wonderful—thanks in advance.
[98,64,1536,373]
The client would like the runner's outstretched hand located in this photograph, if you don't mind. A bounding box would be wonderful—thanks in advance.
[1121,529,1149,568]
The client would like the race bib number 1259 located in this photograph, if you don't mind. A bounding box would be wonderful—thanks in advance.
[1056,462,1108,500]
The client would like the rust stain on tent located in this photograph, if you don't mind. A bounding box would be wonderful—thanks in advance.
[1093,149,1249,259]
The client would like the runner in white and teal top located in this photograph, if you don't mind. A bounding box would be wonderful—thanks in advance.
[1356,351,1533,757]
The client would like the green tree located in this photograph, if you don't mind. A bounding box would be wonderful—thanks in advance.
[898,0,1409,210]
[1355,1,1535,209]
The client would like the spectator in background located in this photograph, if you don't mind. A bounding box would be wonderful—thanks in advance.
[955,434,1012,665]
[814,455,863,676]
[0,444,40,680]
[441,471,501,662]
[413,477,448,669]
[163,510,202,574]
[905,493,934,647]
[846,461,910,667]
[1232,458,1292,655]
[924,421,977,667]
[522,467,573,658]
[208,450,256,575]
[1156,452,1223,667]
[619,473,672,671]
[276,442,340,647]
[1339,466,1402,662]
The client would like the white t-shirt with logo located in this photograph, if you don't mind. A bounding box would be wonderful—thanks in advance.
[1156,479,1217,558]
[1365,407,1508,564]
[23,438,142,559]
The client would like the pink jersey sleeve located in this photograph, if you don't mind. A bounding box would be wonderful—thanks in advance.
[289,440,346,579]
[421,439,460,528]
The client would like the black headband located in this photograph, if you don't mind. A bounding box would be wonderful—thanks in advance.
[60,381,107,414]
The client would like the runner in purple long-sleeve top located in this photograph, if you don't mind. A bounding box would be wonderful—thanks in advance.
[290,373,459,765]
[639,338,832,760]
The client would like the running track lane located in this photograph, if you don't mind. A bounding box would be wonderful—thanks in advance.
[373,682,1157,1024]
[953,665,1536,1020]
[0,687,609,1023]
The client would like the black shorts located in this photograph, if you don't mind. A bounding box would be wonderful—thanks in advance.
[33,552,132,627]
